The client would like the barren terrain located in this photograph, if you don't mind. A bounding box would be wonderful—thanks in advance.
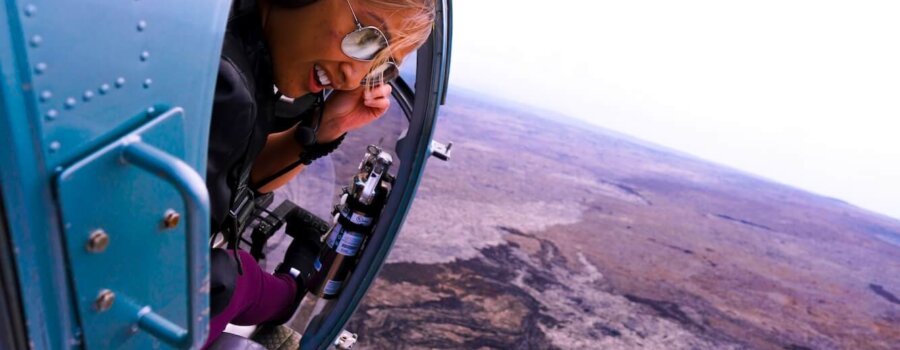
[337,92,900,349]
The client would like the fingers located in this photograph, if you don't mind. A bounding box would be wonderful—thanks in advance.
[363,84,392,110]
[363,84,392,101]
[364,95,391,110]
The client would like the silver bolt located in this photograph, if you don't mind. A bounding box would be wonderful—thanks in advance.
[83,90,94,101]
[99,83,110,94]
[140,51,150,61]
[143,78,152,88]
[64,97,76,109]
[24,4,37,17]
[137,20,147,31]
[34,62,47,74]
[147,106,156,114]
[94,289,115,312]
[86,229,109,253]
[48,141,60,152]
[163,209,181,229]
[115,77,125,87]
[39,90,52,101]
[45,109,58,120]
[30,35,42,47]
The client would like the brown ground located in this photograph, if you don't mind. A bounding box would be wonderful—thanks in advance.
[305,91,900,349]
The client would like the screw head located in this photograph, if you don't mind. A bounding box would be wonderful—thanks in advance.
[137,20,147,31]
[143,78,152,88]
[115,77,126,88]
[34,62,47,74]
[39,90,52,102]
[86,229,109,253]
[83,90,94,101]
[48,141,61,152]
[64,97,76,109]
[140,51,150,61]
[99,83,110,94]
[30,35,42,47]
[163,210,180,229]
[94,289,115,312]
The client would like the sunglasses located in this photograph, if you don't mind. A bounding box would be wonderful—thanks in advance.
[341,0,400,87]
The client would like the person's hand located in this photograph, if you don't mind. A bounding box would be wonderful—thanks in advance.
[315,84,392,143]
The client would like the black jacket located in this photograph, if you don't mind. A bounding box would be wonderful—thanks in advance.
[207,0,278,233]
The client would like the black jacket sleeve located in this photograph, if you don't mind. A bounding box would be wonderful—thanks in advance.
[206,57,257,232]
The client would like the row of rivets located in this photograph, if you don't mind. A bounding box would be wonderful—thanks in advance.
[43,79,126,124]
[138,19,151,91]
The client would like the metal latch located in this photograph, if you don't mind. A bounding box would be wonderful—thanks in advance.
[333,330,358,349]
[430,140,453,161]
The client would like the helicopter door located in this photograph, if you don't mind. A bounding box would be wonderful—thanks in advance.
[294,0,453,348]
[0,1,230,348]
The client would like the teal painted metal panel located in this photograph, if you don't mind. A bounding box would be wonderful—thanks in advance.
[56,108,209,349]
[1,0,230,348]
[0,2,79,348]
[16,0,227,172]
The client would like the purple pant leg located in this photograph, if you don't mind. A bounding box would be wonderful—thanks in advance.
[204,250,297,348]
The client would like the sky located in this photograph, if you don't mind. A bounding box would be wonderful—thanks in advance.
[447,0,900,219]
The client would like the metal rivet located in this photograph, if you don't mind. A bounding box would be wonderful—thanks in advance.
[137,20,147,31]
[45,109,58,120]
[39,90,52,101]
[24,4,37,17]
[143,78,152,88]
[48,141,60,152]
[163,209,181,229]
[34,62,47,74]
[140,51,150,61]
[29,35,42,47]
[83,90,94,101]
[64,97,76,109]
[99,83,110,94]
[94,289,115,312]
[147,106,156,114]
[115,77,125,88]
[86,229,110,253]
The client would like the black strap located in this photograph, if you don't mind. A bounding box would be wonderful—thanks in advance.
[251,133,346,190]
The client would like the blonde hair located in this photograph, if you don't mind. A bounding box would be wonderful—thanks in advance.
[365,0,436,87]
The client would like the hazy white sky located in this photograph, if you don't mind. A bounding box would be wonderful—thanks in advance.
[448,0,900,219]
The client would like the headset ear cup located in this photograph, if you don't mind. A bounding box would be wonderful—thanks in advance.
[271,0,319,8]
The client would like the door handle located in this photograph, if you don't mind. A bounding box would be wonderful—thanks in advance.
[122,138,210,349]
